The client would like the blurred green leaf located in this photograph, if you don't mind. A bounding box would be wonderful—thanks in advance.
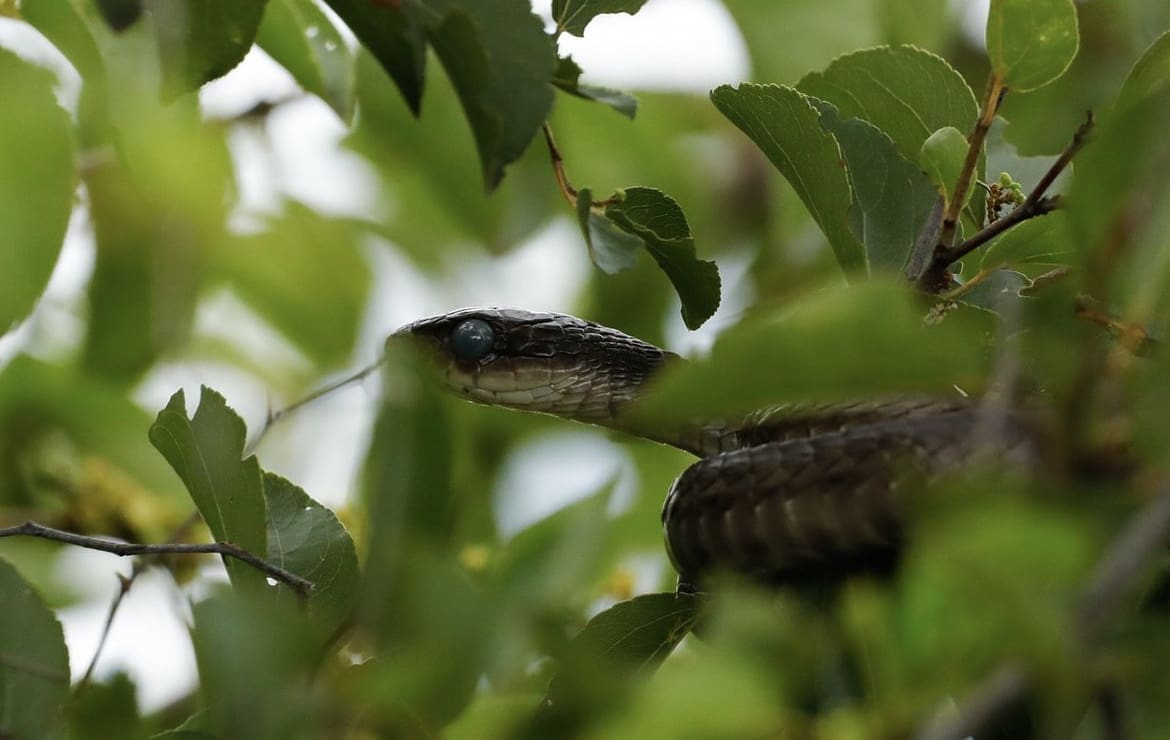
[712,83,865,273]
[69,673,146,740]
[979,212,1071,270]
[0,558,70,739]
[633,279,991,425]
[360,348,456,624]
[813,100,937,272]
[544,592,702,711]
[722,0,880,84]
[263,472,359,634]
[322,0,426,113]
[797,45,978,164]
[987,0,1080,92]
[149,387,268,593]
[150,0,267,97]
[553,56,637,119]
[876,0,949,50]
[0,50,75,336]
[919,126,970,208]
[191,591,327,740]
[552,0,649,37]
[1117,29,1170,110]
[211,205,370,369]
[598,186,721,329]
[425,0,556,188]
[20,0,107,82]
[257,0,355,120]
[955,269,1028,311]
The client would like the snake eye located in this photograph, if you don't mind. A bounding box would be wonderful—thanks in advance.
[450,318,494,362]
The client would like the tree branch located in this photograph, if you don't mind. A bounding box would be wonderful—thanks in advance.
[0,521,313,596]
[918,111,1093,290]
[936,75,1006,251]
[541,122,617,209]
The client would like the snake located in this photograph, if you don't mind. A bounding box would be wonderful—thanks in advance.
[397,307,1033,590]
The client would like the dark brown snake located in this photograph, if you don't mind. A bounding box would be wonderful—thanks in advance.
[397,307,1033,589]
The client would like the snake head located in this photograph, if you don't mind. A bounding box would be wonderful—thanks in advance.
[392,307,675,423]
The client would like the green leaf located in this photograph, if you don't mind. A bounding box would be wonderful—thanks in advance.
[603,187,721,329]
[257,0,355,121]
[552,0,649,37]
[211,205,371,369]
[553,56,637,119]
[0,50,75,336]
[69,673,147,740]
[712,83,865,273]
[632,279,991,426]
[544,592,702,708]
[191,592,327,738]
[321,0,427,113]
[360,349,455,612]
[0,558,70,739]
[576,187,640,274]
[425,0,556,188]
[813,100,938,272]
[919,126,970,208]
[1116,29,1170,111]
[987,0,1079,92]
[150,0,268,97]
[20,0,107,81]
[955,269,1028,311]
[263,472,359,634]
[979,212,1072,270]
[148,387,268,594]
[797,45,978,164]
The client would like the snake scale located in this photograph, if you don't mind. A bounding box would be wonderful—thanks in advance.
[397,307,1033,589]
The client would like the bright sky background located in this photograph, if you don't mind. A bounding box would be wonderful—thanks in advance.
[0,0,991,711]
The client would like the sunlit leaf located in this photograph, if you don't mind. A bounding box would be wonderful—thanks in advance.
[148,387,268,593]
[0,50,75,336]
[553,56,637,119]
[21,0,107,80]
[712,83,865,273]
[797,45,977,163]
[257,0,355,121]
[987,0,1080,92]
[552,0,649,36]
[600,187,720,329]
[633,279,991,426]
[813,100,937,271]
[263,473,359,633]
[0,558,70,739]
[150,0,267,97]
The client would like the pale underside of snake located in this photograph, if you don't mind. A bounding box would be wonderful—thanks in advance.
[396,307,1034,590]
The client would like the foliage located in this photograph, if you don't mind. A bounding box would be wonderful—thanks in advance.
[1,1,1170,738]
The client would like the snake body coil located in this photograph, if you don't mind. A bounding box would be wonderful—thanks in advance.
[398,308,1031,588]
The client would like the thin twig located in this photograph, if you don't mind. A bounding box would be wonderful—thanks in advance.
[76,511,203,691]
[915,662,1029,740]
[541,122,618,209]
[936,75,1006,251]
[245,356,385,455]
[920,111,1094,290]
[0,521,313,595]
